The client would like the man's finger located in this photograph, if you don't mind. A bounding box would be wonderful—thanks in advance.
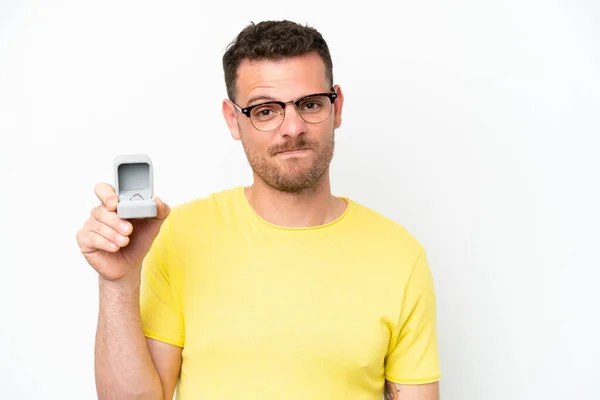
[154,197,170,220]
[94,182,118,210]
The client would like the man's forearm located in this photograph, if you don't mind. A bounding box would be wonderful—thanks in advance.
[384,381,440,400]
[95,275,163,399]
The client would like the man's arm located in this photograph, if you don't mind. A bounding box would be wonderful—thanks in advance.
[147,337,183,399]
[384,250,440,399]
[384,381,439,400]
[95,276,182,399]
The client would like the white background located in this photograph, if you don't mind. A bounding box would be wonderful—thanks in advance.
[1,0,599,399]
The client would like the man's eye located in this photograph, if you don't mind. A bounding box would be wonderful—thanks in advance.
[301,101,322,111]
[252,106,279,120]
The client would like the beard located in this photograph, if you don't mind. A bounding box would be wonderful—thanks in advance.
[241,132,335,194]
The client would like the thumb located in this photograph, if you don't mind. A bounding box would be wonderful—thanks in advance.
[154,196,170,221]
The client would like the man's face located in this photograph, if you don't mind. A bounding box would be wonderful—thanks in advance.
[223,51,344,193]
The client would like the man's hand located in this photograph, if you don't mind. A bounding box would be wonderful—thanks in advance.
[384,380,439,400]
[76,182,170,282]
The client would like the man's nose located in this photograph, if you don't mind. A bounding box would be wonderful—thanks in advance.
[277,104,306,138]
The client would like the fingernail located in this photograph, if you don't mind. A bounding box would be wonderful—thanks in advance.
[120,223,129,234]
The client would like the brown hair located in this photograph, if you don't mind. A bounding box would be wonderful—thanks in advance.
[222,20,334,102]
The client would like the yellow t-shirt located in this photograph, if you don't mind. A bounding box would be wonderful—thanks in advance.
[140,186,440,399]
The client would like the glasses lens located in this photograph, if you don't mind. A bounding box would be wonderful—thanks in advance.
[250,103,284,131]
[298,95,333,123]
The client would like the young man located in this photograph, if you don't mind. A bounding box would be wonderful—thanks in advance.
[76,20,440,400]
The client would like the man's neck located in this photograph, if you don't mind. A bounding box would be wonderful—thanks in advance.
[244,173,347,228]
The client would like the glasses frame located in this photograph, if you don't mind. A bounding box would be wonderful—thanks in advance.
[231,89,338,132]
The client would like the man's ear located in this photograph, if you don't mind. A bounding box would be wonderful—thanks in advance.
[222,99,241,140]
[332,84,344,129]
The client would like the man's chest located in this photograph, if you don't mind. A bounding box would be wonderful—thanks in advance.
[177,244,399,376]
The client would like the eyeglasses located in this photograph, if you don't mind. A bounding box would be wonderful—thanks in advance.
[232,90,338,132]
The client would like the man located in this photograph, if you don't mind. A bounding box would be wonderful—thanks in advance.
[76,20,440,399]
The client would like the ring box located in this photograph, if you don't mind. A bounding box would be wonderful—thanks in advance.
[114,154,157,219]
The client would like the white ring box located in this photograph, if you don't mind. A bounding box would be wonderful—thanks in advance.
[114,154,157,219]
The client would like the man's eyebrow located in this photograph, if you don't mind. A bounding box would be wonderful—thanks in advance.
[246,95,278,107]
[245,90,328,107]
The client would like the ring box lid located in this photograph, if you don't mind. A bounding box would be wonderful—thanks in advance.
[114,154,154,203]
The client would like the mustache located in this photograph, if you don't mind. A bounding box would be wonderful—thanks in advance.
[269,138,318,156]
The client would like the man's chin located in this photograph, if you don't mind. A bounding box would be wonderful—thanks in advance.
[277,169,328,192]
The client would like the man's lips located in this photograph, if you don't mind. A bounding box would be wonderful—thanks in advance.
[275,148,310,155]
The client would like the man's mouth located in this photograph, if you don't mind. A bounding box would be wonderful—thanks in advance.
[276,148,309,155]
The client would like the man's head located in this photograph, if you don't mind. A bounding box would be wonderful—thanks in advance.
[221,20,344,193]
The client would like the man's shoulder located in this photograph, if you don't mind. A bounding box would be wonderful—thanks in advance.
[164,186,242,227]
[347,198,424,251]
[171,186,240,212]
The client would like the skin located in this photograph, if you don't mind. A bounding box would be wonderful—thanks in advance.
[77,50,439,400]
[385,380,440,400]
[76,183,179,399]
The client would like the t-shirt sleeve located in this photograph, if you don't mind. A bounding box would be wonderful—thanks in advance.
[139,217,184,348]
[385,249,441,384]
